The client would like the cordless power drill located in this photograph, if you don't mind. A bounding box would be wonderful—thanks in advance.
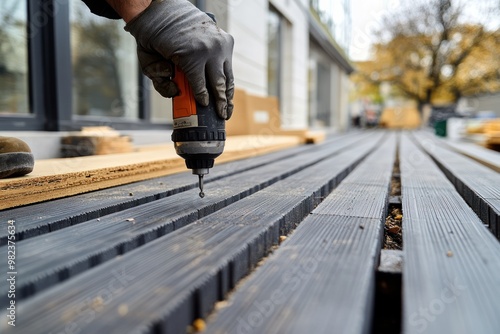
[171,53,225,198]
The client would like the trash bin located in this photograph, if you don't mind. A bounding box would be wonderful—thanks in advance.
[434,120,447,137]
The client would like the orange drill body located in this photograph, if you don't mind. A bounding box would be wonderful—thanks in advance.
[171,67,226,197]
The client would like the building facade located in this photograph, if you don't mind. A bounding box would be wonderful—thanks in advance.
[0,0,352,157]
[210,0,354,129]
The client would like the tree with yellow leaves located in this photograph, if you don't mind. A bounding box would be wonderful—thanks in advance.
[355,0,500,111]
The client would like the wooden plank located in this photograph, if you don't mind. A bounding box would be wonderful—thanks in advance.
[439,136,500,172]
[0,135,303,210]
[1,133,368,244]
[400,133,500,334]
[0,134,384,334]
[0,133,383,304]
[205,133,396,333]
[413,131,500,238]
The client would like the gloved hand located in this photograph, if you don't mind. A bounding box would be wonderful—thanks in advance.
[125,0,235,120]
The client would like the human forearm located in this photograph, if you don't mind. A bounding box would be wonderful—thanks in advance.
[104,0,152,22]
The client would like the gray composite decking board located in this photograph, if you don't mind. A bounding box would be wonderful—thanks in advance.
[0,132,384,305]
[0,132,365,245]
[412,131,500,237]
[414,132,499,197]
[400,134,500,334]
[0,134,385,334]
[439,136,500,172]
[204,133,397,334]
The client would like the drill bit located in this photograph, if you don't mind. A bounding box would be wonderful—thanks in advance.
[198,174,205,198]
[193,168,208,198]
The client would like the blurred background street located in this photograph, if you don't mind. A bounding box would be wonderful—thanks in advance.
[0,0,499,158]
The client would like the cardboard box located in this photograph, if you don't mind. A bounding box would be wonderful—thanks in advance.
[227,89,281,136]
[227,88,325,144]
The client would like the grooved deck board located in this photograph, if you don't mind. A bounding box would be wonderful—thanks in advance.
[0,132,369,245]
[413,131,500,238]
[0,133,384,334]
[439,136,500,172]
[204,133,397,333]
[400,133,500,334]
[3,130,498,333]
[0,132,384,307]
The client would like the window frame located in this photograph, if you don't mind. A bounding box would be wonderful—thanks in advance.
[0,0,44,130]
[0,0,172,131]
[267,6,284,102]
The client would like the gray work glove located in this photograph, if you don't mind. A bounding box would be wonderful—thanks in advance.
[125,0,235,120]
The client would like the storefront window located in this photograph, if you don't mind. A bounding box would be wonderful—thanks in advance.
[70,0,138,119]
[0,1,29,115]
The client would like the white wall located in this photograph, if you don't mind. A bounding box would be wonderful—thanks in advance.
[227,0,309,129]
[226,0,350,130]
[339,71,351,130]
[461,94,500,116]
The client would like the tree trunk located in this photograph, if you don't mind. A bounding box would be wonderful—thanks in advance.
[425,88,433,106]
[417,100,425,115]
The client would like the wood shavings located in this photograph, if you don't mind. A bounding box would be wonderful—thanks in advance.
[91,296,104,311]
[192,318,206,332]
[118,304,128,316]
